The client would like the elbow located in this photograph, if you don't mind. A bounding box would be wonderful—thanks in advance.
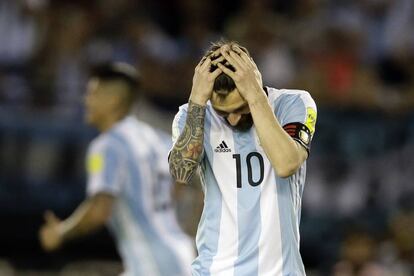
[275,158,301,178]
[89,208,111,226]
[277,167,298,178]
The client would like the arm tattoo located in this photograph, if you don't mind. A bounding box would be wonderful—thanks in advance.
[169,101,206,184]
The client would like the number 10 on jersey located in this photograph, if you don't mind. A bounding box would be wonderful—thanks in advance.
[232,152,264,188]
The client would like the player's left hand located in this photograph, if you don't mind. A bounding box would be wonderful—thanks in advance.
[217,45,264,104]
[39,210,63,252]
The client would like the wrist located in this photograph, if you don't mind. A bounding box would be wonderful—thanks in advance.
[189,94,209,106]
[57,222,68,241]
[246,88,267,106]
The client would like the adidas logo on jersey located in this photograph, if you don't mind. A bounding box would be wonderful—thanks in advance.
[215,141,231,153]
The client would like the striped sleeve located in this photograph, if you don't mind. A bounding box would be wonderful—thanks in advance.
[171,104,188,144]
[86,137,126,197]
[274,91,317,151]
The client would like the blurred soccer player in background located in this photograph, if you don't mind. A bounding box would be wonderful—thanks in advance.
[169,41,317,275]
[39,63,194,276]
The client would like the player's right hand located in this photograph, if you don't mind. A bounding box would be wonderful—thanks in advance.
[39,210,63,252]
[189,54,222,106]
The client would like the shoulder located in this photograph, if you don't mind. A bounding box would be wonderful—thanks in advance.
[88,117,133,154]
[176,103,189,115]
[172,103,189,125]
[128,116,173,150]
[267,87,315,104]
[88,133,114,154]
[267,87,316,110]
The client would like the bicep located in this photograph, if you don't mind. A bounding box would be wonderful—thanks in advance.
[87,193,116,223]
[277,92,317,153]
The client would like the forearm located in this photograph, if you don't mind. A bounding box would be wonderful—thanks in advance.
[249,94,303,177]
[59,201,106,242]
[169,101,206,184]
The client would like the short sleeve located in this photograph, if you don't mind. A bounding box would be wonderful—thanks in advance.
[171,104,188,144]
[86,138,125,197]
[274,91,317,151]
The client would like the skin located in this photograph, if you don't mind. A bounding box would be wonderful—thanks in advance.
[169,49,223,184]
[39,79,131,252]
[39,194,115,252]
[217,44,308,177]
[211,89,250,127]
[169,44,308,183]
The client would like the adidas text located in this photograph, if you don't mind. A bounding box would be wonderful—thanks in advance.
[215,148,231,153]
[215,141,231,153]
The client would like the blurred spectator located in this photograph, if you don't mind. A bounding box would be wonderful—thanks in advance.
[332,228,388,276]
[225,0,296,87]
[34,5,92,116]
[378,208,414,275]
[295,22,380,109]
[0,0,48,107]
[0,0,413,274]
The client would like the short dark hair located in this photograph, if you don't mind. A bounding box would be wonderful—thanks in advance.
[204,40,250,95]
[90,62,140,95]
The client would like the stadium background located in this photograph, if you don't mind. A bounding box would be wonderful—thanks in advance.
[0,0,413,275]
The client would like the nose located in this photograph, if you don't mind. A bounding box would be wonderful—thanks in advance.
[227,113,241,126]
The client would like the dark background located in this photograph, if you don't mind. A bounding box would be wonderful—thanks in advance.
[0,0,413,275]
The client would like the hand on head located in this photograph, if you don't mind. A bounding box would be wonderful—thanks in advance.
[216,44,263,104]
[189,49,223,106]
[190,42,264,106]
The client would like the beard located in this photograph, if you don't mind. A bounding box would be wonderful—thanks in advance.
[226,113,254,132]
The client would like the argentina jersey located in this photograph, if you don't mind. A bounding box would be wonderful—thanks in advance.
[87,115,195,276]
[172,87,317,276]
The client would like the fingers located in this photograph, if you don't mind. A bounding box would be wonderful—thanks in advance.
[195,56,206,70]
[44,210,58,224]
[210,67,223,79]
[197,47,221,69]
[211,55,225,65]
[217,63,236,79]
[220,47,245,71]
[210,48,222,59]
[200,57,211,71]
[231,45,253,64]
[231,45,259,70]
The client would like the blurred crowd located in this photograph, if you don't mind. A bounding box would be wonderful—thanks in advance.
[0,0,413,275]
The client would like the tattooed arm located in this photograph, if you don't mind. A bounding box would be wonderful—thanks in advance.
[169,101,206,184]
[169,52,222,184]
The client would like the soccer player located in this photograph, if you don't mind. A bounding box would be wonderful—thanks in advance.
[169,41,317,275]
[39,63,194,276]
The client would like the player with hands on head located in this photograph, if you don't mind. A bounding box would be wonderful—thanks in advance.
[216,43,309,177]
[169,40,317,276]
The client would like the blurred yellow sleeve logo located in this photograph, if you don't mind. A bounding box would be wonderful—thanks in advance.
[87,153,104,174]
[305,107,317,134]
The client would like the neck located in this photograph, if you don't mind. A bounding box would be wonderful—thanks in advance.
[97,110,128,132]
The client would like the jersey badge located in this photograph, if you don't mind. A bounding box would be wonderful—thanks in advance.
[214,140,231,153]
[87,153,104,174]
[305,107,317,134]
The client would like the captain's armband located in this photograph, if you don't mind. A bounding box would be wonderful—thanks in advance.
[283,122,312,153]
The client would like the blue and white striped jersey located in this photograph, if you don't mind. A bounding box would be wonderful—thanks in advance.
[87,115,195,276]
[172,87,317,276]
